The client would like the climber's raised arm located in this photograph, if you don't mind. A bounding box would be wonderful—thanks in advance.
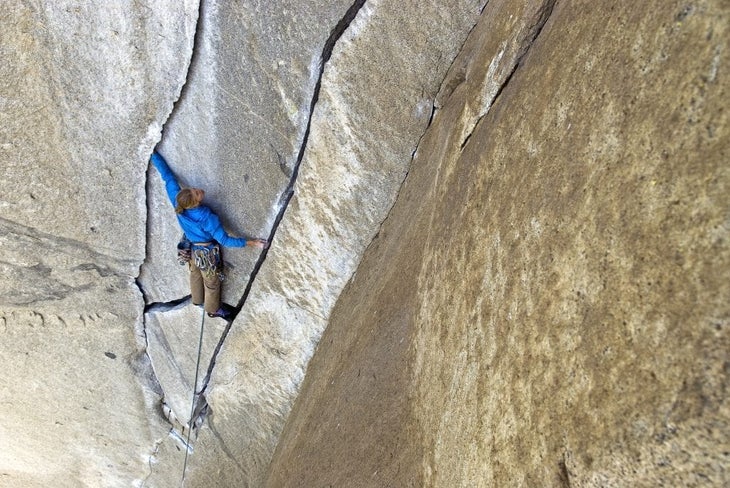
[150,152,181,205]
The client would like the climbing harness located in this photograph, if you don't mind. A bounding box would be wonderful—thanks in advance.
[192,242,225,281]
[177,235,192,265]
[181,306,206,486]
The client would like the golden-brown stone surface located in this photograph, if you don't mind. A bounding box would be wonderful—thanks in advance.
[266,1,729,486]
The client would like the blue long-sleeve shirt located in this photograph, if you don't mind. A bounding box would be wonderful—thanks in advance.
[150,152,247,247]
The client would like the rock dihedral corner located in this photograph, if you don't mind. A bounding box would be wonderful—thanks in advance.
[186,1,490,486]
[137,0,381,484]
[265,0,729,486]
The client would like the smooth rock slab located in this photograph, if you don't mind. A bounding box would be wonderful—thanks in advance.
[1,1,197,261]
[145,304,229,428]
[0,306,167,487]
[140,0,357,306]
[184,1,487,486]
[0,1,198,486]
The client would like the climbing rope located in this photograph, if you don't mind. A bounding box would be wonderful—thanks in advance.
[181,306,206,486]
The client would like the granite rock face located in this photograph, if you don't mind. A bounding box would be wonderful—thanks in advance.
[139,0,358,307]
[145,305,228,429]
[0,1,198,486]
[3,0,727,486]
[179,1,487,486]
[266,0,730,486]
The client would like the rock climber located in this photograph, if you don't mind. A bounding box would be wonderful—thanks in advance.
[150,151,267,320]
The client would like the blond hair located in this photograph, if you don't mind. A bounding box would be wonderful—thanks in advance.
[175,189,200,214]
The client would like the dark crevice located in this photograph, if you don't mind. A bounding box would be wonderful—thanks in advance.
[460,132,473,150]
[143,295,192,314]
[165,0,207,129]
[229,0,368,322]
[374,3,488,241]
[426,101,437,127]
[322,0,368,65]
[185,0,369,435]
[460,0,558,153]
[139,0,205,473]
[479,0,490,15]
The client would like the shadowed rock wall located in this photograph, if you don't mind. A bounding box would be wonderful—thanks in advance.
[266,0,729,486]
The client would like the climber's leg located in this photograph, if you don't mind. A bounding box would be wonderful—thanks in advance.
[190,264,204,306]
[202,272,222,314]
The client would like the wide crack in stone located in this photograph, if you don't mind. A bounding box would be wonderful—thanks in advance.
[138,0,371,463]
[143,295,192,314]
[192,0,370,409]
[135,0,206,474]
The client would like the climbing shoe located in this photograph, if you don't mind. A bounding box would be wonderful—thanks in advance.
[207,303,235,320]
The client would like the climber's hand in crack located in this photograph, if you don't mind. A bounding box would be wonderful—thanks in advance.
[248,238,269,249]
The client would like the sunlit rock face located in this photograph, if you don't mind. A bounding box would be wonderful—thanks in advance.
[3,0,484,485]
[4,0,727,486]
[138,0,357,307]
[266,0,730,486]
[139,3,358,484]
[179,1,487,486]
[0,1,198,486]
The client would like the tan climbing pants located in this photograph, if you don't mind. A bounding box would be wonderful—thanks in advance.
[190,263,221,314]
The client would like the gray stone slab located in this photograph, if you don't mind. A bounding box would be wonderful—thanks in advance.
[1,1,197,262]
[140,0,357,306]
[145,304,228,427]
[0,305,168,487]
[183,1,487,485]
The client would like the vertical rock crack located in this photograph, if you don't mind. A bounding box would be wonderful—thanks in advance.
[137,0,205,471]
[178,0,369,446]
[460,0,557,152]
